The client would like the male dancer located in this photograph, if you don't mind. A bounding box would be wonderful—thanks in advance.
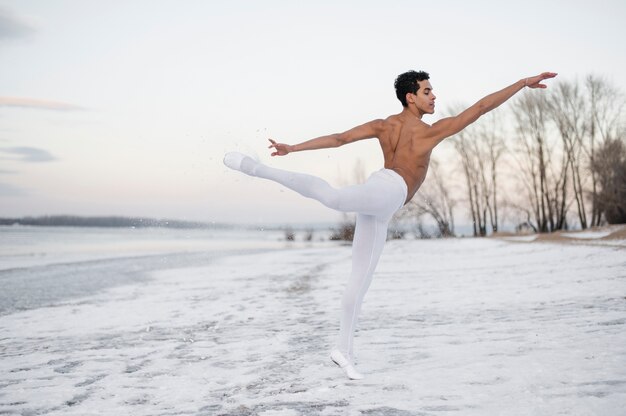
[224,71,557,379]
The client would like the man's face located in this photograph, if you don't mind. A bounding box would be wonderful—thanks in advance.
[408,80,436,115]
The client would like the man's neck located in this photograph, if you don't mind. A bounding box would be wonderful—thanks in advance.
[401,106,424,120]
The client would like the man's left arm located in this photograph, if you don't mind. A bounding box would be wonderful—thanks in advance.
[428,72,557,142]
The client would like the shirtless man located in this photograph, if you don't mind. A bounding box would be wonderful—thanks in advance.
[224,70,557,379]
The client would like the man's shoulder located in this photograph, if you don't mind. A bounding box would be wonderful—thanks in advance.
[383,113,402,122]
[378,114,403,128]
[381,113,432,131]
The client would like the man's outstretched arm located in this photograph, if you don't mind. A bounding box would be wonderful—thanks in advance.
[429,72,557,142]
[268,119,384,156]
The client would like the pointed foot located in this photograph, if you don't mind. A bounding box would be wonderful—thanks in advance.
[330,349,364,380]
[223,152,258,175]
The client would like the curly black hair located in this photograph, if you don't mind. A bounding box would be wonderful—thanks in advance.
[394,70,430,107]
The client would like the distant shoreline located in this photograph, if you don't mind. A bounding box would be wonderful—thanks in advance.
[6,216,621,239]
[0,215,226,230]
[0,215,338,231]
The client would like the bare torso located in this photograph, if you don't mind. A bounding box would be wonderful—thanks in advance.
[376,112,439,204]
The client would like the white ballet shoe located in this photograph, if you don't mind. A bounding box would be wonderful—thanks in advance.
[330,349,364,380]
[223,152,245,170]
[223,152,258,175]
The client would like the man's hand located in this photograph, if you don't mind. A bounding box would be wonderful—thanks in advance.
[525,72,558,89]
[268,139,292,156]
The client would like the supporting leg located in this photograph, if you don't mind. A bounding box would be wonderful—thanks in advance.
[335,213,389,376]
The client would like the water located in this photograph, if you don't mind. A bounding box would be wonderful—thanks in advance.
[0,225,330,315]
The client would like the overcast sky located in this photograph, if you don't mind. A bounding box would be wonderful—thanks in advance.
[1,0,625,225]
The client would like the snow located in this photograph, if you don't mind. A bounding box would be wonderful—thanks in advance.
[562,231,613,240]
[1,236,625,415]
[499,235,538,242]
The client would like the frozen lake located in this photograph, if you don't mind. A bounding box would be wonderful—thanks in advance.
[0,225,327,315]
[0,226,625,415]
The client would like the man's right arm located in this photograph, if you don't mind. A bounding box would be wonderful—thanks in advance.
[269,119,384,156]
[428,72,557,142]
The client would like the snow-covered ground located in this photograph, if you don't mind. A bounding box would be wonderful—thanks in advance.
[1,236,625,415]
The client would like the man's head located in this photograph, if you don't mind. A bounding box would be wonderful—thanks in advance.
[394,70,431,107]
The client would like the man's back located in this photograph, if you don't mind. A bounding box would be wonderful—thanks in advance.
[377,113,438,203]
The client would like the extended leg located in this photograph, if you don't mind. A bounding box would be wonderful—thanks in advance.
[224,152,393,216]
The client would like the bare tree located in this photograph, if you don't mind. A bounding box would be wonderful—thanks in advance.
[475,112,506,232]
[448,110,505,236]
[548,80,588,228]
[585,75,626,226]
[511,92,569,232]
[545,76,625,229]
[399,158,456,237]
[451,126,482,235]
[591,137,626,224]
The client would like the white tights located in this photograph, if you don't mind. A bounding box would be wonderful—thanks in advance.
[224,153,407,363]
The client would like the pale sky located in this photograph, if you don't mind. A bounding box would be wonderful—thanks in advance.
[1,0,625,225]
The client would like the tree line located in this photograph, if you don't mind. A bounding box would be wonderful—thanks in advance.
[401,75,626,237]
